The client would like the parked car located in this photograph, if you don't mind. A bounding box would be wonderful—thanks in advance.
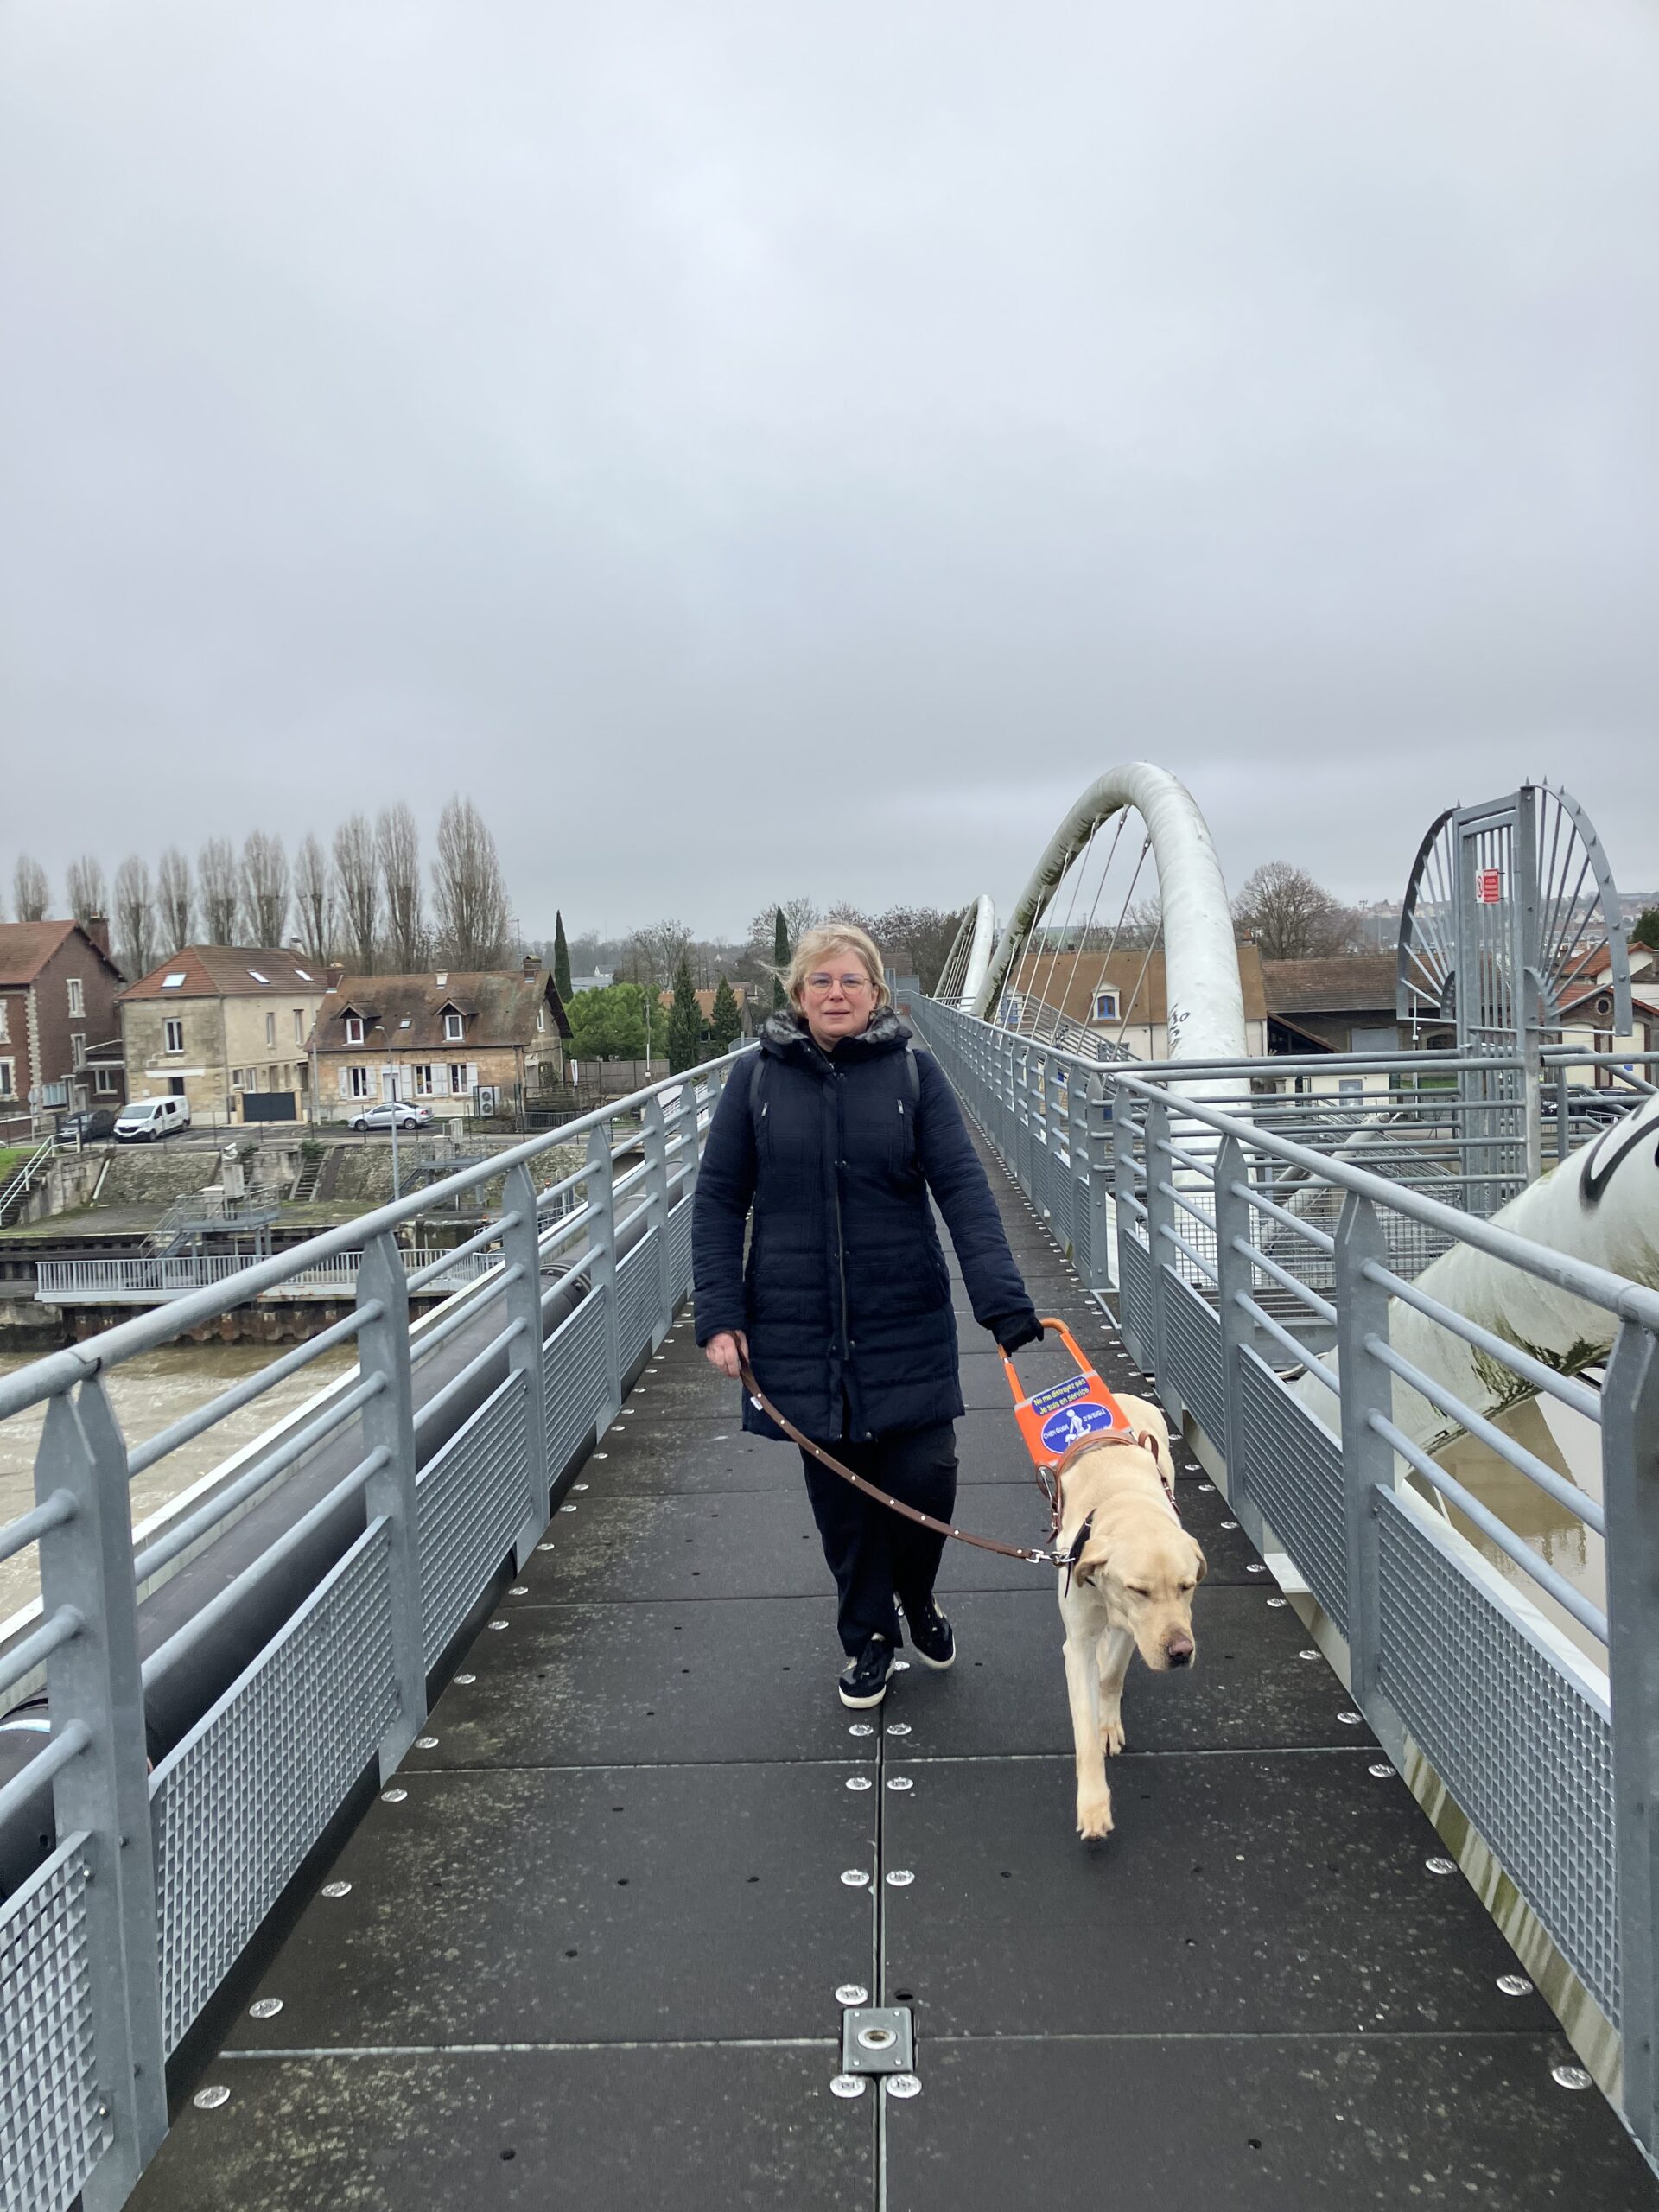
[114,1095,192,1143]
[57,1107,118,1143]
[1540,1084,1641,1127]
[349,1102,435,1134]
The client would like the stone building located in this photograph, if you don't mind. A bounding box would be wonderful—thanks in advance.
[118,946,332,1125]
[310,960,571,1123]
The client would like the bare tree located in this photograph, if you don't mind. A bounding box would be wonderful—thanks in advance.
[747,897,820,951]
[378,803,424,970]
[241,830,289,946]
[156,848,194,953]
[65,854,108,925]
[199,837,242,943]
[624,918,695,997]
[334,814,380,972]
[293,833,334,964]
[113,856,156,977]
[12,855,49,922]
[430,797,509,966]
[1231,861,1357,962]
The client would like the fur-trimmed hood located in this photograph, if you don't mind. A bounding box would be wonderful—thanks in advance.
[759,1005,912,1065]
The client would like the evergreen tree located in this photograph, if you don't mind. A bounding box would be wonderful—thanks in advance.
[554,909,573,1000]
[710,975,742,1054]
[772,906,790,1009]
[667,955,702,1072]
[1632,906,1659,952]
[567,983,646,1060]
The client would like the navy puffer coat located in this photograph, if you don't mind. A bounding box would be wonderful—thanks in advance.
[692,1007,1042,1441]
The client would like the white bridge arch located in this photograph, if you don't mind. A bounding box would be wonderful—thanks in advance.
[969,762,1247,1062]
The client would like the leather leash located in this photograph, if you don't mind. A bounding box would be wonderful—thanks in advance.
[736,1356,1166,1573]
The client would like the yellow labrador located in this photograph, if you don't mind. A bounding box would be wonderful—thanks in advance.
[1053,1397,1207,1840]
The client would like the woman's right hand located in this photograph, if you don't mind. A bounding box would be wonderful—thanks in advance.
[704,1330,749,1380]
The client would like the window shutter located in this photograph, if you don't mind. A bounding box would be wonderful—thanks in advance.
[338,1067,350,1097]
[467,1062,478,1092]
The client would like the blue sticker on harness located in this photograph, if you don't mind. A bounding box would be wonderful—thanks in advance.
[1027,1373,1096,1417]
[1039,1400,1118,1453]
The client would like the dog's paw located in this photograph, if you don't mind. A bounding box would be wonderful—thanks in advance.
[1098,1714,1126,1757]
[1076,1794,1115,1841]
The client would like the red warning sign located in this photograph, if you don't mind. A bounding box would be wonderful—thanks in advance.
[1476,868,1503,904]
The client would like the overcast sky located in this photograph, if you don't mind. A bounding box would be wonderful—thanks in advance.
[3,2,1656,943]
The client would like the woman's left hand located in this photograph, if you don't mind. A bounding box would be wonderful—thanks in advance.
[703,1329,749,1380]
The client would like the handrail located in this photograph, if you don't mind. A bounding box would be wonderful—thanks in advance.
[1115,1071,1659,1332]
[0,1046,753,1419]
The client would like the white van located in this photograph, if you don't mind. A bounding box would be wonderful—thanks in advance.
[114,1095,192,1143]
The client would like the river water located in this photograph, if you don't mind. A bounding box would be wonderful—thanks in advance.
[1427,1392,1605,1667]
[0,1341,356,1627]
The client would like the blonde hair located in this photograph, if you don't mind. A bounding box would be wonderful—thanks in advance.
[785,923,890,1010]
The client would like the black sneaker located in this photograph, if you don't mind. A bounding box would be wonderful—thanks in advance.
[839,1635,897,1709]
[904,1598,956,1671]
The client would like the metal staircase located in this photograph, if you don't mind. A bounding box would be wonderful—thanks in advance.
[0,1136,54,1229]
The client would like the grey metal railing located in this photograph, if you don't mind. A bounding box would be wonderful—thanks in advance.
[35,1248,504,1306]
[0,1049,746,2212]
[912,995,1659,2159]
[0,1135,55,1229]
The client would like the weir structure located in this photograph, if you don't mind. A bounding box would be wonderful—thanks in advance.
[1,766,1657,2208]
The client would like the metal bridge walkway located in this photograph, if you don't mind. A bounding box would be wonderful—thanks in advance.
[132,1132,1657,2209]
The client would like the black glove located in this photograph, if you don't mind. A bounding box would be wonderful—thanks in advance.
[995,1314,1045,1357]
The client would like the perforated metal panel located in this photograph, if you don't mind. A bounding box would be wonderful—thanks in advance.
[1120,1230,1154,1356]
[616,1230,661,1369]
[1160,1268,1226,1446]
[0,1833,110,2212]
[419,1368,532,1665]
[1069,1173,1093,1280]
[545,1287,609,1474]
[1376,1487,1617,2025]
[1236,1346,1349,1634]
[151,1522,397,2054]
[666,1197,694,1303]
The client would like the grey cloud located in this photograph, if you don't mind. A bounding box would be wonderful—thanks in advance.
[3,0,1655,937]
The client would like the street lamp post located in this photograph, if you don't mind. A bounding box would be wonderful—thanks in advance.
[385,1062,402,1203]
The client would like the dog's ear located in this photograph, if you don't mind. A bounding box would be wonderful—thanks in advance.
[1191,1544,1208,1585]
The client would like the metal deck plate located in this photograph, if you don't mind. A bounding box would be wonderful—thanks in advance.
[575,1424,799,1495]
[881,1752,1549,2037]
[133,2047,873,2211]
[410,1596,863,1768]
[883,2037,1656,2212]
[890,1588,1362,1757]
[521,1490,832,1602]
[226,1764,876,2048]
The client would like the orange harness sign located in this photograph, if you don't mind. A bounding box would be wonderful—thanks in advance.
[1001,1317,1136,1472]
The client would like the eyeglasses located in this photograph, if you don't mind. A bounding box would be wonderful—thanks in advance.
[803,973,874,995]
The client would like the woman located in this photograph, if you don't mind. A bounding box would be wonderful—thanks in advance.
[693,924,1041,1709]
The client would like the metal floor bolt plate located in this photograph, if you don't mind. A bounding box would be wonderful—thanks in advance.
[840,2005,914,2075]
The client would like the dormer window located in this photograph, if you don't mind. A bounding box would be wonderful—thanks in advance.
[1093,990,1119,1022]
[444,1012,465,1043]
[346,1016,365,1046]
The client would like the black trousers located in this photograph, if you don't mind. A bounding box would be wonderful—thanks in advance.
[799,1421,958,1657]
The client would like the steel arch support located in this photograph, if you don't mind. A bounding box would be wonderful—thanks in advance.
[971,762,1247,1063]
